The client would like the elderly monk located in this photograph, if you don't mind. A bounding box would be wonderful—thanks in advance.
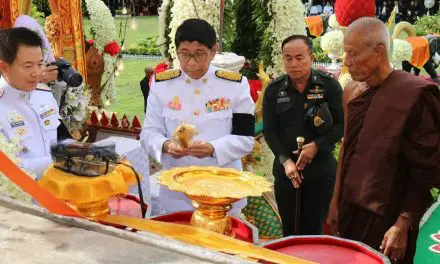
[327,17,440,264]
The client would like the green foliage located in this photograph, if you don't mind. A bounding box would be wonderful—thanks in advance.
[124,36,161,55]
[232,0,269,67]
[431,188,440,203]
[162,0,173,61]
[414,14,440,36]
[333,142,341,161]
[312,37,331,63]
[30,4,46,27]
[253,0,272,70]
[222,0,237,52]
[33,0,51,16]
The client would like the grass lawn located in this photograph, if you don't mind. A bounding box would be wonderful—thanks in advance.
[83,16,159,48]
[108,59,163,123]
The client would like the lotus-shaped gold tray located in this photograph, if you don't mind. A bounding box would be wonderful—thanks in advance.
[158,166,272,236]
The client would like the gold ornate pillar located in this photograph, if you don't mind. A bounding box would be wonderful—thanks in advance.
[47,0,87,82]
[0,0,19,28]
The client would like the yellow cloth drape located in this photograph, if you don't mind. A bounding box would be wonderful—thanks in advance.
[19,0,32,15]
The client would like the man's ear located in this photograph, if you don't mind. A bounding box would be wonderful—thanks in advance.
[376,43,387,56]
[0,60,9,76]
[212,43,219,54]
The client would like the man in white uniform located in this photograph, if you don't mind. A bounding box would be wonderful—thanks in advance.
[0,27,60,179]
[141,19,255,215]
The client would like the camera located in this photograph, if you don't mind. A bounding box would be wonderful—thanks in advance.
[48,58,83,87]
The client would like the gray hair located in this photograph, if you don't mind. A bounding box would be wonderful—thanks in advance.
[346,17,391,56]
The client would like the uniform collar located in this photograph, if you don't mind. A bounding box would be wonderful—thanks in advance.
[0,77,31,101]
[181,65,213,84]
[310,69,325,86]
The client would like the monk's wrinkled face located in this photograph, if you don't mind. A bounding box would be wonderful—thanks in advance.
[343,32,382,82]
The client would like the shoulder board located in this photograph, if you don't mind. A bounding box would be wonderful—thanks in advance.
[316,70,334,80]
[270,74,287,85]
[215,70,242,83]
[155,69,181,82]
[36,83,52,92]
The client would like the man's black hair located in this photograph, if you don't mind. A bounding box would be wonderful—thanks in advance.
[175,19,217,49]
[0,27,43,64]
[281,35,313,53]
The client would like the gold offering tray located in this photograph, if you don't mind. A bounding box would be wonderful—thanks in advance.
[158,166,272,236]
[159,166,271,199]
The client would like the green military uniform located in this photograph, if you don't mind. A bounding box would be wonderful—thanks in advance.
[262,69,344,236]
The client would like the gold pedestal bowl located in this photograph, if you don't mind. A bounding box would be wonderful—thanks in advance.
[158,166,272,236]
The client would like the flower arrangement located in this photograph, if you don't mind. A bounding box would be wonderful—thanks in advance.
[320,30,344,54]
[338,72,353,89]
[265,0,306,76]
[168,0,220,67]
[328,14,340,30]
[392,39,413,62]
[60,85,91,132]
[158,0,173,60]
[249,79,263,103]
[0,132,32,202]
[85,0,120,104]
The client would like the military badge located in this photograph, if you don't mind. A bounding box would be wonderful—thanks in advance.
[16,127,27,137]
[206,98,231,113]
[168,96,182,111]
[309,86,324,93]
[8,111,25,128]
[40,108,56,119]
[314,116,325,127]
[44,119,51,126]
[155,69,181,82]
[307,93,324,100]
[215,70,242,82]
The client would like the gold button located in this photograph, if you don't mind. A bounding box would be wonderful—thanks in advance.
[194,88,201,95]
[23,147,29,153]
[193,110,200,116]
[202,78,208,84]
[185,79,191,84]
[304,103,308,109]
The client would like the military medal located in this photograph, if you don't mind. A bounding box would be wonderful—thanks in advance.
[206,98,231,113]
[16,127,27,137]
[307,94,324,100]
[314,116,325,127]
[309,86,324,93]
[168,96,182,111]
[39,105,56,119]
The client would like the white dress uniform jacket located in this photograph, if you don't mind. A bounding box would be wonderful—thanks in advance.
[141,65,255,215]
[0,78,60,179]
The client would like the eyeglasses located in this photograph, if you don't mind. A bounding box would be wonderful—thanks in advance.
[177,52,209,62]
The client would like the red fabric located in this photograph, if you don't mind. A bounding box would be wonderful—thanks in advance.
[86,39,95,45]
[104,41,121,56]
[335,0,376,27]
[263,236,388,264]
[151,211,256,243]
[248,79,263,102]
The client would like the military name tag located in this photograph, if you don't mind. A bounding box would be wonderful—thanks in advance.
[40,108,55,119]
[307,93,324,100]
[206,98,231,113]
[277,97,291,103]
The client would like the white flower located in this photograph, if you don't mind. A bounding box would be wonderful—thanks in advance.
[338,72,353,89]
[321,30,344,53]
[158,0,171,57]
[392,39,413,62]
[61,84,91,131]
[169,0,221,67]
[329,14,340,30]
[266,0,306,76]
[85,0,117,104]
[0,132,32,202]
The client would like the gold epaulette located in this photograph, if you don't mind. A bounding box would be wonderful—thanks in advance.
[155,69,181,82]
[215,70,242,83]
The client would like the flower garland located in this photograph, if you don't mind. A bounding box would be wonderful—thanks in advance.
[0,132,32,202]
[169,0,220,67]
[392,39,413,62]
[158,0,173,60]
[320,30,344,54]
[60,85,91,132]
[265,0,306,76]
[85,0,120,104]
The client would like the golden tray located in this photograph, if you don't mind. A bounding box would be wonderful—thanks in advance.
[158,166,272,236]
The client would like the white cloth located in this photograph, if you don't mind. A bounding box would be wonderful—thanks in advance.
[93,136,151,216]
[0,78,59,179]
[141,65,255,215]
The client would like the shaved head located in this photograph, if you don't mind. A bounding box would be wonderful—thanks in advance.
[346,17,390,56]
[343,17,393,85]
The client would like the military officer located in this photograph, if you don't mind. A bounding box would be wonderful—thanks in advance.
[141,19,255,215]
[263,35,343,236]
[0,27,60,180]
